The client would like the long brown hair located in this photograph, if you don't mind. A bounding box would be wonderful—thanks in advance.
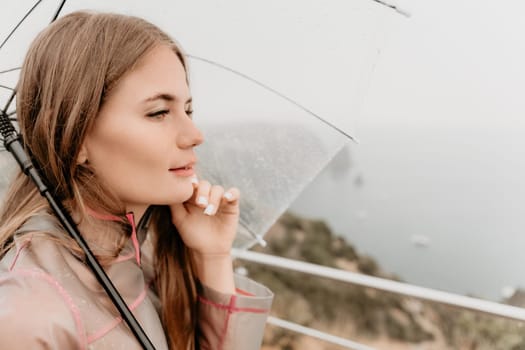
[0,11,197,349]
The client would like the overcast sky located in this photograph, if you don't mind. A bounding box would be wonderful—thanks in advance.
[362,0,525,130]
[2,0,525,134]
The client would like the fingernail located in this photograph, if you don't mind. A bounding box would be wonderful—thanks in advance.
[191,176,199,185]
[197,196,208,206]
[204,204,215,216]
[223,192,233,200]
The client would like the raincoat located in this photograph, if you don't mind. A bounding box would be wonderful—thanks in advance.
[0,210,273,349]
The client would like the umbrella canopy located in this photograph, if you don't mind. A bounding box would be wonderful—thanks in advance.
[1,0,404,248]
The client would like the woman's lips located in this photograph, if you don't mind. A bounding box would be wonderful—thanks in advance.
[169,166,195,177]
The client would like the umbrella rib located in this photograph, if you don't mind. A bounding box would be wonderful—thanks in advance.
[239,216,267,247]
[0,84,15,91]
[0,0,44,50]
[0,0,46,113]
[0,67,21,75]
[0,0,68,115]
[51,0,67,21]
[370,0,411,17]
[186,54,357,143]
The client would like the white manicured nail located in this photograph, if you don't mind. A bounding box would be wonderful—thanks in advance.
[191,176,199,185]
[197,196,208,206]
[203,204,215,216]
[223,192,233,200]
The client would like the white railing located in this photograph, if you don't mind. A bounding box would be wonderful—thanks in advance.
[267,316,377,350]
[232,248,525,349]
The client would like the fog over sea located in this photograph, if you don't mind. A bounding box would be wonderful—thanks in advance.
[290,122,525,302]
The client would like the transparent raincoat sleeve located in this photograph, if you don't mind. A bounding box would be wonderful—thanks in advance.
[141,236,274,350]
[196,275,273,350]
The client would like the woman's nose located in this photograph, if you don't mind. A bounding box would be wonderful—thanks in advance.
[177,118,204,148]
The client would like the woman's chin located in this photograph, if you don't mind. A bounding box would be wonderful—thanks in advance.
[165,186,195,205]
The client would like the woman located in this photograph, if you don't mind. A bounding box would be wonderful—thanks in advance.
[0,11,272,350]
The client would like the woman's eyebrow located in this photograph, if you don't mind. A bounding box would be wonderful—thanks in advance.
[143,93,192,104]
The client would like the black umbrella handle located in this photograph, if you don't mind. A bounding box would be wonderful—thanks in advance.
[0,114,157,350]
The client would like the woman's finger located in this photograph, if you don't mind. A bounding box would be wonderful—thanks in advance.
[203,185,225,216]
[195,180,211,208]
[191,175,199,188]
[222,187,240,204]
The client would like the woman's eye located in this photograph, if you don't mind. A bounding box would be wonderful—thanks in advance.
[186,109,194,117]
[146,109,170,118]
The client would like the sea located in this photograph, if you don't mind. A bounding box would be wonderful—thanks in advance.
[290,122,525,302]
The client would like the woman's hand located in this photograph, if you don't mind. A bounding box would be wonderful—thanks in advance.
[169,178,240,257]
[169,178,239,293]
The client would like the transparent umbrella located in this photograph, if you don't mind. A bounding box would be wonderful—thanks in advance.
[0,0,407,249]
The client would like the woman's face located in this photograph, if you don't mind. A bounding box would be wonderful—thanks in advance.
[81,45,203,216]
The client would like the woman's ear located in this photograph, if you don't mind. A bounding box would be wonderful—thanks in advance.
[77,143,88,165]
